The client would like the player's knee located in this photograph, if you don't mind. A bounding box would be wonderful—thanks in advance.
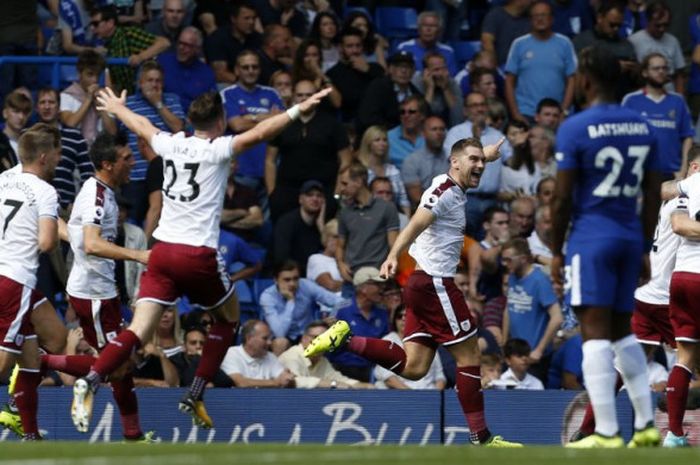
[402,360,430,380]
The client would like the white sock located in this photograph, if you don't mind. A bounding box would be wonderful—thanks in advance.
[613,334,653,430]
[582,339,619,437]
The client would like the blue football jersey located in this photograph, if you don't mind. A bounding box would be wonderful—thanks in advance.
[556,103,659,240]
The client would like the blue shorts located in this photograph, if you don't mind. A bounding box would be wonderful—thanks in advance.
[565,237,642,312]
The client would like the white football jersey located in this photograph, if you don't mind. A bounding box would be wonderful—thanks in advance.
[150,132,234,249]
[674,173,700,274]
[409,174,466,277]
[0,170,59,288]
[67,177,119,299]
[634,198,681,305]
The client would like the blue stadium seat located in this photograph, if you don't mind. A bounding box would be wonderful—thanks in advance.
[374,7,418,40]
[451,40,481,68]
[343,6,371,20]
[253,278,275,305]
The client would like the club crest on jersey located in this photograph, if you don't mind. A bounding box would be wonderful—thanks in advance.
[460,320,471,332]
[14,334,24,346]
[93,206,104,219]
[425,194,439,208]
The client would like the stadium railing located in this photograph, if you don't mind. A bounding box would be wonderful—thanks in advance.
[0,55,129,90]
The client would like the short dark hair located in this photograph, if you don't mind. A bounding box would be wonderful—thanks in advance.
[483,206,508,223]
[687,144,700,167]
[338,26,364,42]
[92,5,118,24]
[503,338,532,358]
[641,52,666,71]
[596,0,625,16]
[645,0,670,21]
[230,2,256,17]
[469,67,496,88]
[187,91,224,131]
[578,46,620,100]
[274,259,300,277]
[89,131,127,170]
[400,95,429,117]
[184,326,207,340]
[422,51,445,69]
[77,49,106,74]
[536,98,561,114]
[369,176,392,191]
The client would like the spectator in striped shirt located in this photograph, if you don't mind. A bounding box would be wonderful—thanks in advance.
[122,60,185,224]
[89,5,170,94]
[36,87,94,210]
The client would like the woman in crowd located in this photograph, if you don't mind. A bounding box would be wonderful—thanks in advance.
[291,39,342,110]
[306,219,343,294]
[309,11,341,71]
[152,305,184,357]
[355,125,411,217]
[529,124,557,179]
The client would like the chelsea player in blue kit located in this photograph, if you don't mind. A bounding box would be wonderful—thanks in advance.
[550,47,664,448]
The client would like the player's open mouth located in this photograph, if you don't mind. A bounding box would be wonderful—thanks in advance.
[470,172,482,183]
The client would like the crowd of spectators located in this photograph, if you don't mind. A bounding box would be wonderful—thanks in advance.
[1,0,698,391]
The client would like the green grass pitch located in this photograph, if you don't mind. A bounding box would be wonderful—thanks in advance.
[1,443,700,465]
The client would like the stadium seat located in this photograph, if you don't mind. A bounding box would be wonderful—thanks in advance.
[343,6,371,19]
[374,7,418,40]
[451,40,482,68]
[253,278,275,304]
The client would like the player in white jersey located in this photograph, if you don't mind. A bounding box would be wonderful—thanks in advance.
[656,148,700,446]
[305,138,520,447]
[71,86,332,432]
[0,123,61,440]
[58,132,153,439]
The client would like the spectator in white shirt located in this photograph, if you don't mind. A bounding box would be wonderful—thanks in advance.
[219,320,296,388]
[499,338,545,390]
[306,219,342,294]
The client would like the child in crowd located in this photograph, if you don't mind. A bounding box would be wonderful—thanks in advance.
[499,338,544,390]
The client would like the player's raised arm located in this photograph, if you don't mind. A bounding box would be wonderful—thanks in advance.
[232,87,332,155]
[95,87,160,143]
[380,208,435,278]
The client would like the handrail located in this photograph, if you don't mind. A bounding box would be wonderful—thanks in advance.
[0,55,129,89]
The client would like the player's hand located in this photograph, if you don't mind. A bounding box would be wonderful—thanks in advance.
[297,87,333,113]
[483,137,506,162]
[95,87,127,114]
[550,253,565,299]
[379,256,397,279]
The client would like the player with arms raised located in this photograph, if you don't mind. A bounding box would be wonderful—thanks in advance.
[71,85,331,432]
[551,46,663,448]
[0,123,61,440]
[305,137,521,447]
